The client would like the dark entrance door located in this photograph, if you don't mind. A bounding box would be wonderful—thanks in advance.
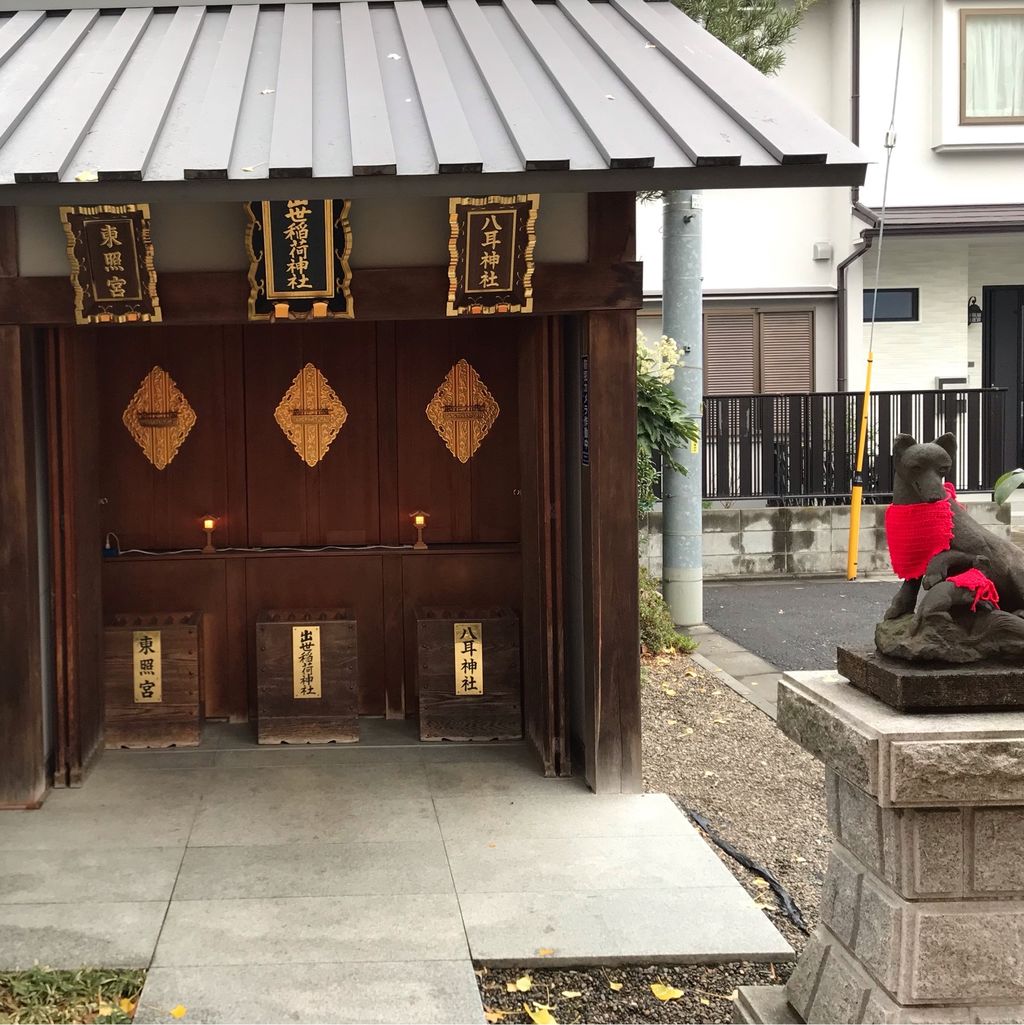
[983,285,1024,471]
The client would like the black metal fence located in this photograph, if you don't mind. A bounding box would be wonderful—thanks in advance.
[702,389,1007,504]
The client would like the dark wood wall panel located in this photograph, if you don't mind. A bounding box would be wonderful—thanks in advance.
[400,552,522,712]
[395,320,521,545]
[244,555,386,716]
[243,323,380,547]
[102,558,247,721]
[97,327,247,550]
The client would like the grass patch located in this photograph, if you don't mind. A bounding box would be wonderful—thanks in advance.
[639,568,697,655]
[0,968,145,1024]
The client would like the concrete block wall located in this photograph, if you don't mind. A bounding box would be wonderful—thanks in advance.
[639,501,1012,580]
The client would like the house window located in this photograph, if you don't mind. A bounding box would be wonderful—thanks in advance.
[703,309,814,395]
[961,9,1024,124]
[863,288,919,323]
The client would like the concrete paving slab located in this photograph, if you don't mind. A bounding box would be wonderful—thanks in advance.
[445,834,738,893]
[708,651,780,679]
[154,894,469,966]
[135,961,486,1025]
[174,840,454,900]
[214,746,424,769]
[435,792,692,840]
[459,887,793,965]
[0,901,167,969]
[0,801,198,851]
[100,750,219,769]
[47,767,207,806]
[415,742,532,763]
[0,848,182,904]
[202,763,432,800]
[693,633,750,656]
[425,761,587,796]
[188,795,441,846]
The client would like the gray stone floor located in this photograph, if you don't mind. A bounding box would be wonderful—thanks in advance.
[0,722,790,1024]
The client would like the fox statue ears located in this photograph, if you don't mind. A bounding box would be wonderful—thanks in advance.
[893,433,957,462]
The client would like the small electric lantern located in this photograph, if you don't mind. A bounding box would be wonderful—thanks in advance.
[968,296,983,325]
[312,301,328,319]
[273,302,290,321]
[201,515,217,554]
[411,510,429,551]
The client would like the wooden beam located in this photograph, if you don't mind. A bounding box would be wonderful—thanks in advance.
[588,192,636,265]
[581,309,641,794]
[0,208,47,807]
[0,262,642,326]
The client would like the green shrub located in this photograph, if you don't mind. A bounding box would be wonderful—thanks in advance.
[639,568,697,654]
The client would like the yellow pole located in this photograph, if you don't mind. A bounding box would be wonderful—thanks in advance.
[846,352,874,580]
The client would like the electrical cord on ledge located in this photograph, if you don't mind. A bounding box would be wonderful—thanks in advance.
[119,543,417,555]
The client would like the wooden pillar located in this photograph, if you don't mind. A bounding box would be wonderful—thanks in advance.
[580,194,641,793]
[0,207,47,808]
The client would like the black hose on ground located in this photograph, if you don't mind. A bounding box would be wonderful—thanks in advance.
[685,808,810,934]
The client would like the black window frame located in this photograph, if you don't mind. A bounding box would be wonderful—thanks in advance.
[863,287,919,323]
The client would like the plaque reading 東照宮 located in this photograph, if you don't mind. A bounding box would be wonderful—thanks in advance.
[446,195,538,316]
[59,204,162,325]
[246,200,354,320]
[132,630,162,703]
[454,622,484,696]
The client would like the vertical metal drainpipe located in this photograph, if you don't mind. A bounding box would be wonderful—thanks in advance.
[838,0,864,393]
[662,190,704,628]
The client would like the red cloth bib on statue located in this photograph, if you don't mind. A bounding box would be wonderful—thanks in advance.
[885,483,957,580]
[947,568,1000,611]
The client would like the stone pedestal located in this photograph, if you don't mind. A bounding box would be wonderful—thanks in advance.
[737,671,1024,1025]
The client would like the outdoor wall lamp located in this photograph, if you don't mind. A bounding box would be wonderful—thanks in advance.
[410,510,429,551]
[201,515,217,554]
[968,296,983,325]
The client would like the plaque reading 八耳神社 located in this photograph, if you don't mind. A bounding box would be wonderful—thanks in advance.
[446,195,538,316]
[454,622,484,696]
[132,629,162,703]
[59,204,162,325]
[246,200,354,320]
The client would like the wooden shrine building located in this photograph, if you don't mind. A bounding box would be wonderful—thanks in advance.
[0,0,865,807]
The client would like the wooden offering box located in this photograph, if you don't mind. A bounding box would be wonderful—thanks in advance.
[256,609,358,744]
[104,612,202,748]
[417,607,522,742]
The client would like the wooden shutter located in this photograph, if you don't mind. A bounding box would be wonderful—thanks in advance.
[758,311,814,393]
[703,311,756,395]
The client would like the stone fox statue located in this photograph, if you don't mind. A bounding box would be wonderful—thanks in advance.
[883,433,1024,636]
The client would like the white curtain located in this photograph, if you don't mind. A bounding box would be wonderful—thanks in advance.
[965,13,1024,119]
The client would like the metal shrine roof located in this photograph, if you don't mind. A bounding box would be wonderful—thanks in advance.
[0,0,866,202]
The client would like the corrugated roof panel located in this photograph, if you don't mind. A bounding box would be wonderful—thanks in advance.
[148,9,232,181]
[0,0,867,196]
[311,6,353,179]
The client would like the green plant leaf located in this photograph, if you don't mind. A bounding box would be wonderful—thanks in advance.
[994,468,1024,506]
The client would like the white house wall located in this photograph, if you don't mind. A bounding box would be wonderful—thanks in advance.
[859,0,1024,207]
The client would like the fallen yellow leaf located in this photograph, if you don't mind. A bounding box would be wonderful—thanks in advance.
[523,1002,558,1024]
[484,1011,507,1023]
[536,947,555,957]
[506,983,517,993]
[560,991,582,998]
[170,1006,187,1020]
[609,981,623,992]
[651,983,684,1002]
[119,998,137,1014]
[98,1003,114,1017]
[700,996,711,1006]
[751,877,771,889]
[664,688,676,696]
[514,974,533,992]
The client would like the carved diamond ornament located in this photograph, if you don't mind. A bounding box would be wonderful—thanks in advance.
[426,359,500,463]
[274,362,349,467]
[122,365,197,470]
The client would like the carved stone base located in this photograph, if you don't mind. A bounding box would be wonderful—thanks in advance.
[838,647,1024,713]
[875,609,1024,666]
[761,671,1024,1024]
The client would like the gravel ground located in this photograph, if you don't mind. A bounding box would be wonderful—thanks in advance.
[474,653,827,1024]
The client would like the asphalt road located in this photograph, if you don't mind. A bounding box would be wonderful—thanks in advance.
[704,578,896,672]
